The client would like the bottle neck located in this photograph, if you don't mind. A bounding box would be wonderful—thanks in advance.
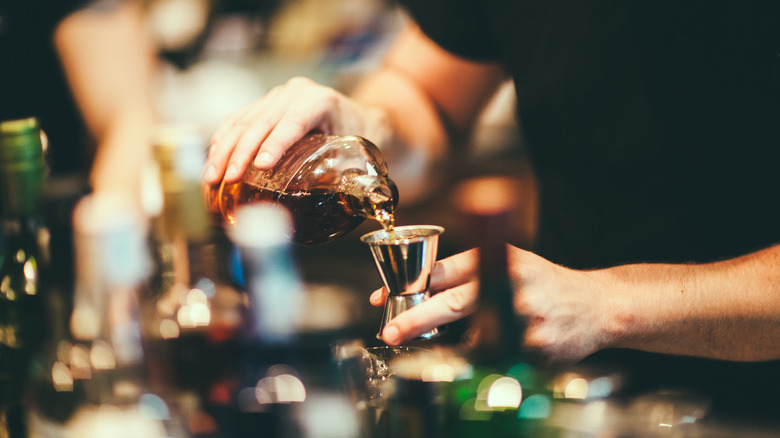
[470,211,525,366]
[339,173,398,219]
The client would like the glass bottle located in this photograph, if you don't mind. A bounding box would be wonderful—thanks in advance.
[0,117,48,438]
[26,175,91,434]
[142,124,246,438]
[65,193,174,438]
[223,203,307,438]
[206,134,399,245]
[444,177,552,438]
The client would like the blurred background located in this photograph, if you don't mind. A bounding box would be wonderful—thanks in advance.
[143,0,533,339]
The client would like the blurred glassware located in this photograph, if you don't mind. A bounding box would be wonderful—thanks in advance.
[226,203,359,438]
[65,192,178,437]
[142,123,246,438]
[207,133,398,245]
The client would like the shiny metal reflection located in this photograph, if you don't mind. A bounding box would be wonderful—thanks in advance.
[360,225,444,340]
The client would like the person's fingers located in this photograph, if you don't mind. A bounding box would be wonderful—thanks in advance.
[381,281,479,345]
[203,107,252,184]
[429,248,479,292]
[369,286,388,307]
[252,83,341,169]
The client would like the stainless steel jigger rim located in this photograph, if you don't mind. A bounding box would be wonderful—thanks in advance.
[359,225,445,245]
[361,225,445,341]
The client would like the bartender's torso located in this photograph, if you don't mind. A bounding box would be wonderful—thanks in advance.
[400,0,780,269]
[399,0,780,420]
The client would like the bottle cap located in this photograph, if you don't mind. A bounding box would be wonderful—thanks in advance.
[0,117,46,215]
[0,117,45,164]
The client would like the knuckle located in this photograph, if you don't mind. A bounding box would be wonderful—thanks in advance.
[286,76,314,88]
[440,289,470,314]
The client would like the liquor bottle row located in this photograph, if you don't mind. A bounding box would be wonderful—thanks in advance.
[5,117,701,438]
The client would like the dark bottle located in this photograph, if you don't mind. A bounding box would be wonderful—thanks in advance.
[206,134,399,245]
[26,175,91,433]
[444,177,551,438]
[0,117,48,438]
[143,124,246,438]
[223,203,308,438]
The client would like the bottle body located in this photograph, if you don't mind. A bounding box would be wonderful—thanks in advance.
[142,124,246,437]
[0,117,48,438]
[206,134,398,245]
[442,177,552,438]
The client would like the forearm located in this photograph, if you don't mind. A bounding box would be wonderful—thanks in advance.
[599,244,780,361]
[55,1,157,203]
[351,22,504,203]
[351,70,449,203]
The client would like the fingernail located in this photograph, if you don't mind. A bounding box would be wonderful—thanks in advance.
[382,325,400,345]
[203,165,217,182]
[225,163,238,179]
[370,290,381,302]
[254,151,273,167]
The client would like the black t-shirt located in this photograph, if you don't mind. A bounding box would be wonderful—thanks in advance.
[0,0,94,176]
[398,0,780,421]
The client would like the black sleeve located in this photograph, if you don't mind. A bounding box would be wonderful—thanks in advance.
[395,0,499,61]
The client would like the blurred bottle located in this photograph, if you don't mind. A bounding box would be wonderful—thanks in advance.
[444,177,551,438]
[0,117,48,438]
[64,193,174,438]
[26,175,91,435]
[142,124,246,438]
[206,134,398,245]
[225,204,359,438]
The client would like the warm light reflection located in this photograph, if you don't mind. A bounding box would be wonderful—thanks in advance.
[159,319,180,339]
[2,275,16,300]
[52,361,74,392]
[70,344,92,379]
[486,376,522,409]
[177,302,211,328]
[564,378,589,399]
[187,288,208,305]
[421,364,457,382]
[255,374,306,404]
[24,259,36,295]
[91,340,117,370]
[57,340,73,364]
[15,249,25,262]
[71,305,100,340]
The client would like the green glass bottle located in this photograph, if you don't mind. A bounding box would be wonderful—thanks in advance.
[0,117,48,438]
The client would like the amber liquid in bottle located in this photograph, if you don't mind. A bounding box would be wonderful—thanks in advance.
[219,180,396,245]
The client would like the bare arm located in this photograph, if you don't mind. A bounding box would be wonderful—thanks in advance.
[204,20,505,202]
[54,0,157,204]
[374,244,780,364]
[352,22,506,200]
[597,244,780,362]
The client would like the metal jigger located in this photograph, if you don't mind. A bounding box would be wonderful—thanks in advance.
[360,225,445,341]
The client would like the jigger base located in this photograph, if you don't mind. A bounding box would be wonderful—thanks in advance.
[377,291,443,341]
